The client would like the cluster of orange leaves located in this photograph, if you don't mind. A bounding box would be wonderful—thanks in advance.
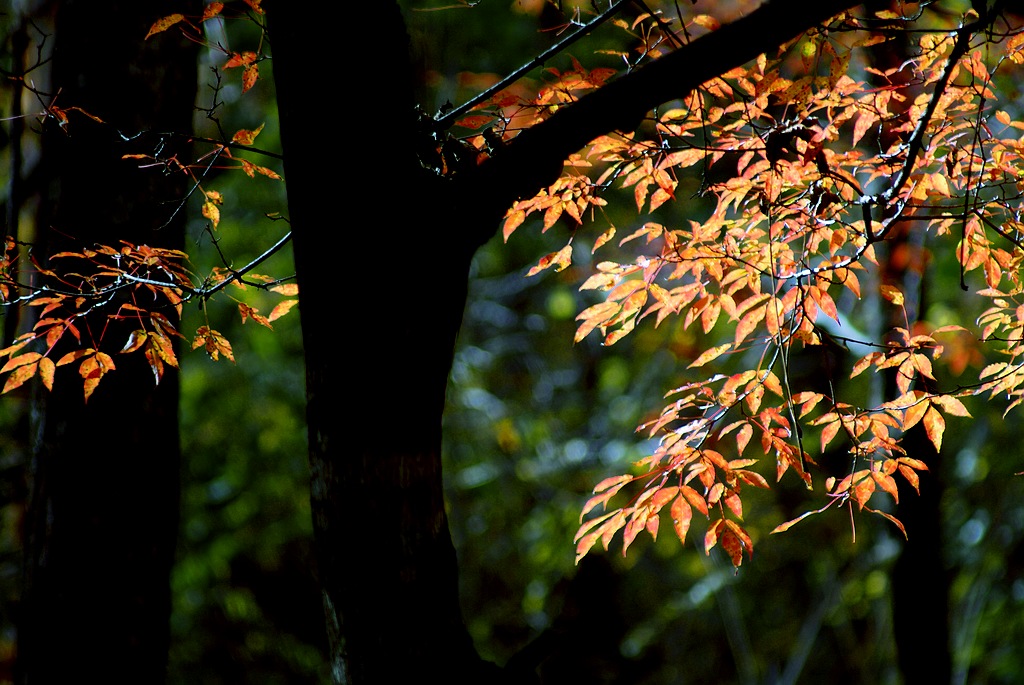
[482,7,1024,568]
[0,238,297,402]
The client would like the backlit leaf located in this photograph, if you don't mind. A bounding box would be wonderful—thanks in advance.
[922,405,945,452]
[670,494,692,544]
[268,299,298,322]
[689,343,731,368]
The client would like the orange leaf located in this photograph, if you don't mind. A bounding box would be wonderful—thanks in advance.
[269,284,299,296]
[771,507,823,534]
[83,374,101,403]
[143,346,166,385]
[231,123,265,146]
[38,357,55,391]
[931,394,971,417]
[56,349,93,367]
[268,299,298,322]
[897,464,921,494]
[704,517,724,555]
[670,495,692,544]
[223,51,258,69]
[2,362,37,394]
[238,303,257,325]
[871,470,899,503]
[202,2,224,22]
[145,14,184,40]
[880,284,904,306]
[1,351,42,373]
[722,520,753,567]
[720,528,745,568]
[680,485,709,517]
[121,330,148,354]
[150,331,179,365]
[574,511,617,563]
[527,244,573,276]
[193,326,234,363]
[242,64,259,93]
[922,405,945,452]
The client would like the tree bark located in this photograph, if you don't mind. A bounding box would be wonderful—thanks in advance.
[16,2,196,682]
[267,1,859,681]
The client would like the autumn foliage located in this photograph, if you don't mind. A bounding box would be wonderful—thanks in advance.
[5,1,1024,575]
[0,0,294,402]
[463,4,1024,568]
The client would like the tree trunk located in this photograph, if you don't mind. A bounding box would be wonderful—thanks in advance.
[16,2,196,682]
[267,3,499,682]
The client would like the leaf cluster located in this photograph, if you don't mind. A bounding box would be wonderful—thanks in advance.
[490,4,1024,568]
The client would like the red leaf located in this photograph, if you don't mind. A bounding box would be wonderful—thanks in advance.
[704,518,724,555]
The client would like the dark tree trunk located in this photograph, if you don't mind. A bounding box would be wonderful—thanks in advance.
[266,1,858,682]
[267,4,496,682]
[863,1,954,678]
[16,2,196,682]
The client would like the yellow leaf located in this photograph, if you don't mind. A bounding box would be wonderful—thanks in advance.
[38,357,55,391]
[691,14,720,30]
[880,284,904,305]
[688,343,731,368]
[203,201,221,229]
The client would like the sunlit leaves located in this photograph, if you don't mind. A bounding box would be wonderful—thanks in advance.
[193,326,235,363]
[535,6,1024,570]
[0,230,292,399]
[231,123,265,146]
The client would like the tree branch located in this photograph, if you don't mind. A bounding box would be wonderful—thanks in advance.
[461,0,861,228]
[434,0,635,131]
